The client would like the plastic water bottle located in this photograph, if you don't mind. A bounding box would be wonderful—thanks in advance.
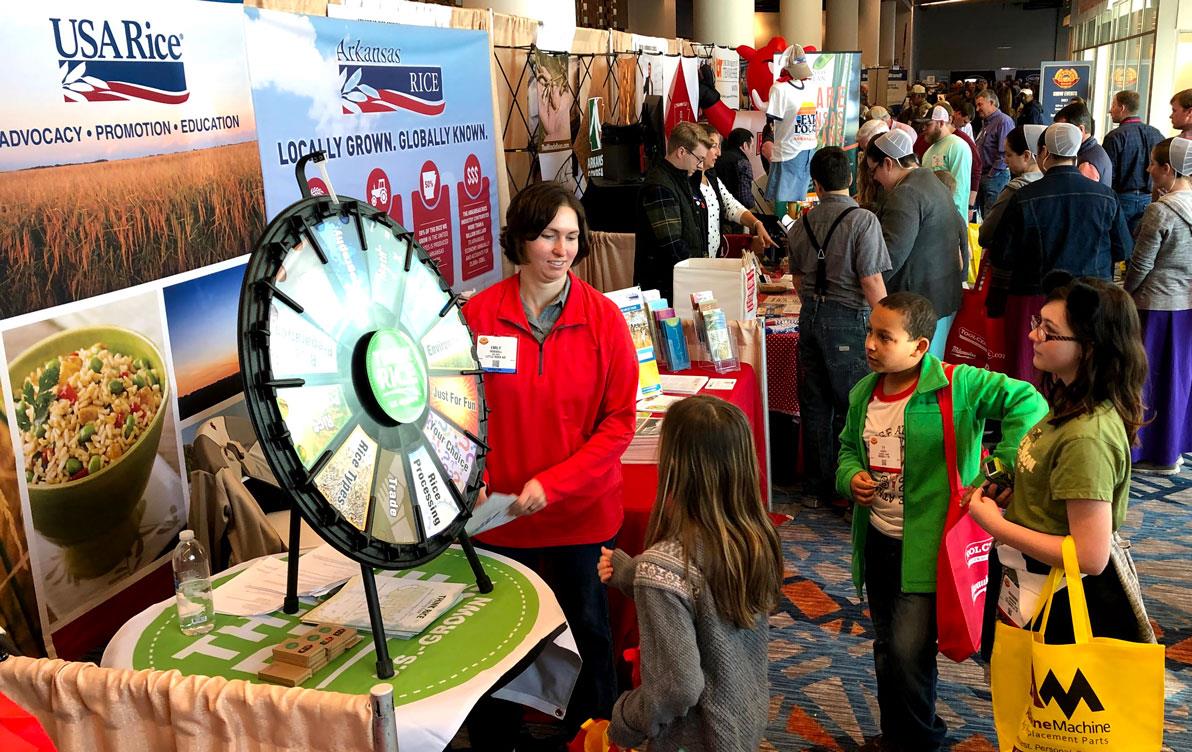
[172,530,215,636]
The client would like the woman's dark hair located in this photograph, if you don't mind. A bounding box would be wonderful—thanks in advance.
[1152,137,1175,171]
[499,181,590,266]
[724,127,754,151]
[1041,274,1148,444]
[1006,126,1029,156]
[864,139,918,169]
[810,146,852,191]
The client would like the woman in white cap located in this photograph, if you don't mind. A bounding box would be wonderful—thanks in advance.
[864,128,968,357]
[1124,136,1192,474]
[978,124,1046,249]
[856,118,890,211]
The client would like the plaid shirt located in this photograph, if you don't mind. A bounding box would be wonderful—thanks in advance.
[1103,117,1166,193]
[641,180,705,264]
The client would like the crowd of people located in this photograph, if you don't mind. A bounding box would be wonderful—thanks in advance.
[465,77,1191,752]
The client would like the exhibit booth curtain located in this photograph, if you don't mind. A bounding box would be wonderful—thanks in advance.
[0,656,375,752]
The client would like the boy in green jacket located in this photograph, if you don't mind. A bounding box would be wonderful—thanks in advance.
[836,292,1046,752]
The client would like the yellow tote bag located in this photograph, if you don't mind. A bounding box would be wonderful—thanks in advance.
[991,536,1166,751]
[967,222,982,287]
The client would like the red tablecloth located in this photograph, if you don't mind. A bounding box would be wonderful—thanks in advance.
[766,329,800,416]
[612,363,767,666]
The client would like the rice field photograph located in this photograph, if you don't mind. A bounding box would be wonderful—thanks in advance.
[2,290,185,628]
[0,141,265,319]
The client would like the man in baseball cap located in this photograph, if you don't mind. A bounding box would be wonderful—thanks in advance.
[868,105,917,140]
[917,104,973,219]
[985,120,1132,378]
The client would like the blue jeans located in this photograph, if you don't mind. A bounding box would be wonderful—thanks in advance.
[978,168,1010,217]
[797,299,871,500]
[467,538,617,749]
[1117,191,1151,237]
[865,529,948,751]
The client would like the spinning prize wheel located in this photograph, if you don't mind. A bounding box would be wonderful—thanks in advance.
[237,153,490,678]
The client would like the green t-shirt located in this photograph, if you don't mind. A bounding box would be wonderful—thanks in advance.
[922,133,971,219]
[1004,401,1131,535]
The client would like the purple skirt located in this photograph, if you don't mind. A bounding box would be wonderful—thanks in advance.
[1134,308,1192,466]
[1002,294,1046,387]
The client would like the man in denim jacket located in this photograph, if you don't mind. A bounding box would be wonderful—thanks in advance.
[986,123,1133,317]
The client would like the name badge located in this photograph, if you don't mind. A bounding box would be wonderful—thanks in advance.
[868,434,902,473]
[477,335,517,373]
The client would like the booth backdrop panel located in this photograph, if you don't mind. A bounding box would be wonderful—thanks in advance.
[0,0,265,659]
[244,9,502,292]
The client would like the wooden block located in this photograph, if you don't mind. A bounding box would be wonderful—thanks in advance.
[273,636,327,668]
[323,626,358,660]
[258,660,312,687]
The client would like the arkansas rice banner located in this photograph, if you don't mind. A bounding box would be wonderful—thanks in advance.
[0,0,264,658]
[244,8,502,293]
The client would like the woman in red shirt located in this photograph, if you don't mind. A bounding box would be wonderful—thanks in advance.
[463,181,639,748]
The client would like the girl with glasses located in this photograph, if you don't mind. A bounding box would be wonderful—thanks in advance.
[967,274,1154,645]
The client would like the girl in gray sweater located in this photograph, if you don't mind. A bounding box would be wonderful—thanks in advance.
[598,396,783,751]
[1125,136,1192,473]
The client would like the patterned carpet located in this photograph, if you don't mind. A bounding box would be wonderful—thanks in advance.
[763,455,1192,751]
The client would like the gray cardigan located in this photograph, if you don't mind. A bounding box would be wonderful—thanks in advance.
[606,542,769,752]
[1125,190,1192,311]
[878,167,969,317]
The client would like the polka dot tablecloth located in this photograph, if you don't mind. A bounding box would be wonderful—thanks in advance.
[767,329,800,416]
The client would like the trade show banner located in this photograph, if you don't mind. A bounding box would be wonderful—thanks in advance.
[770,50,863,151]
[712,46,741,110]
[0,0,264,657]
[529,49,579,192]
[1040,60,1092,121]
[243,8,502,293]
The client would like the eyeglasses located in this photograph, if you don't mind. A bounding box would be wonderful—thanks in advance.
[684,147,706,167]
[1030,315,1080,342]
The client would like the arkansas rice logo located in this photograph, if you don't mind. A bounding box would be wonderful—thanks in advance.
[51,17,188,104]
[337,38,444,116]
[1051,68,1081,90]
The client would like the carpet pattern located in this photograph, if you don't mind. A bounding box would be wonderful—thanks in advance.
[763,455,1192,751]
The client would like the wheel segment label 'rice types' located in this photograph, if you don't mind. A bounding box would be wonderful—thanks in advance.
[15,343,164,485]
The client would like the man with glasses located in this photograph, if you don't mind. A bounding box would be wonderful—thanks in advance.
[634,121,713,302]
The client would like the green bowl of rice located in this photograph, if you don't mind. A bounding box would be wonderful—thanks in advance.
[9,326,169,547]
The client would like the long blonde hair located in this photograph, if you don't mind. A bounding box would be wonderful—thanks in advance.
[646,396,783,628]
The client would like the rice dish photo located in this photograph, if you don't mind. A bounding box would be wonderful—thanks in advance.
[15,343,164,485]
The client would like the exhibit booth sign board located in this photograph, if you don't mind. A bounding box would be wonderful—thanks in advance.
[244,8,502,293]
[1040,60,1093,121]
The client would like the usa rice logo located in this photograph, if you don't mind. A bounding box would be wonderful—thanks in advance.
[337,38,444,116]
[51,18,188,104]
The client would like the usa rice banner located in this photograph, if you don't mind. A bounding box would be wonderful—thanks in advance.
[244,8,502,293]
[0,0,263,658]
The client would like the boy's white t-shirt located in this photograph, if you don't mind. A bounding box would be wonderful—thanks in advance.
[864,376,918,539]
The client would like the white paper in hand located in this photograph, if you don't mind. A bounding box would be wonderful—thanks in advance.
[465,492,518,537]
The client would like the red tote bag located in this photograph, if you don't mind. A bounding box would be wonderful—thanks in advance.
[935,364,994,662]
[945,260,1007,372]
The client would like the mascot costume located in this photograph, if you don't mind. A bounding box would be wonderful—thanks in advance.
[698,37,818,216]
